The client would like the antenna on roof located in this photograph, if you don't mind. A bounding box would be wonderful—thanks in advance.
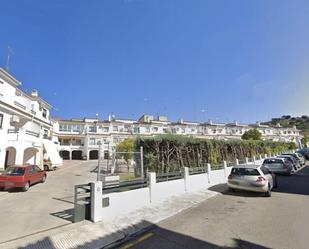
[5,45,14,71]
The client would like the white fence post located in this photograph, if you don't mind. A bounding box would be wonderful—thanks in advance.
[148,172,156,203]
[90,181,103,223]
[236,158,239,165]
[245,157,249,164]
[183,167,189,192]
[253,156,256,164]
[207,163,211,183]
[223,161,227,178]
[259,154,263,160]
[265,154,268,159]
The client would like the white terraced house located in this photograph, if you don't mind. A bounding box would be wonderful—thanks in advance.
[53,114,301,161]
[0,68,62,170]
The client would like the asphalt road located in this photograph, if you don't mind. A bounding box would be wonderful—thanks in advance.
[0,160,98,244]
[121,166,309,249]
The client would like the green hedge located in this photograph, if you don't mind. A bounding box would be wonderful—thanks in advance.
[135,135,297,173]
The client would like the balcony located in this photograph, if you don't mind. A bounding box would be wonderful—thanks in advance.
[7,128,41,143]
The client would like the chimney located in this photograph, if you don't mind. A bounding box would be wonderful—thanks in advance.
[31,89,38,97]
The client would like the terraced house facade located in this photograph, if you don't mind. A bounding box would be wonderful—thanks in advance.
[53,114,301,161]
[0,68,62,170]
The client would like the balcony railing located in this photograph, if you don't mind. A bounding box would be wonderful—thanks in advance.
[25,130,40,137]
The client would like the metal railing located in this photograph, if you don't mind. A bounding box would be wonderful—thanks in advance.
[211,163,224,170]
[102,177,148,194]
[189,166,207,175]
[156,171,183,182]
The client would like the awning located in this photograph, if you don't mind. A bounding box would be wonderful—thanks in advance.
[43,139,63,167]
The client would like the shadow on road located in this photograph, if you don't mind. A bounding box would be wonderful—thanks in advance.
[208,184,266,198]
[12,219,271,249]
[50,209,74,223]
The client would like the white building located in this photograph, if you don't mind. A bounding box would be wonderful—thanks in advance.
[53,114,301,161]
[0,68,62,170]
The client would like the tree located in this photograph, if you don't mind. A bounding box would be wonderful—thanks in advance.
[116,138,135,162]
[116,138,136,173]
[241,129,262,140]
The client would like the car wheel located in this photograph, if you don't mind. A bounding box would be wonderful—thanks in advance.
[23,182,30,192]
[264,184,271,197]
[44,165,49,171]
[0,187,3,191]
[41,175,46,183]
[273,177,278,189]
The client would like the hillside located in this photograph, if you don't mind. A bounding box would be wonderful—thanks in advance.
[263,115,309,136]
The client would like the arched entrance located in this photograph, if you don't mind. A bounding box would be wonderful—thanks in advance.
[23,147,39,165]
[72,150,82,160]
[60,150,70,160]
[89,150,98,160]
[5,147,16,169]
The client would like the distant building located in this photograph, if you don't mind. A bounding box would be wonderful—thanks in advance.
[53,114,301,161]
[0,68,62,170]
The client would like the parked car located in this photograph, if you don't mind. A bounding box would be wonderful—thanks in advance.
[0,165,46,192]
[297,148,309,160]
[262,157,293,175]
[282,153,305,166]
[277,155,299,171]
[227,164,276,197]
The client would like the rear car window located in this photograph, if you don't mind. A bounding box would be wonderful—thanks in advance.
[264,159,283,164]
[5,167,25,176]
[231,168,260,176]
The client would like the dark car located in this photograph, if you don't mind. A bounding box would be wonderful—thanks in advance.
[297,148,309,160]
[0,165,46,192]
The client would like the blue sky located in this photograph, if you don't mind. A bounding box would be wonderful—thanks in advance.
[1,0,309,123]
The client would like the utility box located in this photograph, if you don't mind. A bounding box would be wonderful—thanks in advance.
[74,183,92,223]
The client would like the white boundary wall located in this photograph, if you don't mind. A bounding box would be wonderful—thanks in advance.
[90,156,279,222]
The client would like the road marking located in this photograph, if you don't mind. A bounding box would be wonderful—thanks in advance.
[120,232,153,249]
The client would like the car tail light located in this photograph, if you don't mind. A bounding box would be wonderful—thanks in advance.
[256,176,266,182]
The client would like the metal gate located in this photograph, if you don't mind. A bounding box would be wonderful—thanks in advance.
[74,183,92,223]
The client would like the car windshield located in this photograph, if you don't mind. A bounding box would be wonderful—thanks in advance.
[5,167,25,176]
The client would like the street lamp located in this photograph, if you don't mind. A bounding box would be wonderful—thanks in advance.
[97,140,102,181]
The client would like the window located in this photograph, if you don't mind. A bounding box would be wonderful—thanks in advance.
[60,139,70,145]
[89,138,96,145]
[5,167,25,176]
[0,113,3,129]
[231,168,260,176]
[113,126,118,132]
[152,127,158,132]
[145,127,150,133]
[89,126,97,132]
[42,108,47,118]
[103,127,109,132]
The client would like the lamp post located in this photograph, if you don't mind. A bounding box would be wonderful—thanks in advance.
[97,140,102,181]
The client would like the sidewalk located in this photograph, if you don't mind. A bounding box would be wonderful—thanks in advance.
[0,189,219,249]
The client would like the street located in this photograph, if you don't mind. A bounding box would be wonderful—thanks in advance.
[120,166,309,249]
[0,160,98,244]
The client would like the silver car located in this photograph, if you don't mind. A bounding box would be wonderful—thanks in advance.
[227,165,275,197]
[277,155,299,170]
[282,153,305,166]
[262,157,293,175]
